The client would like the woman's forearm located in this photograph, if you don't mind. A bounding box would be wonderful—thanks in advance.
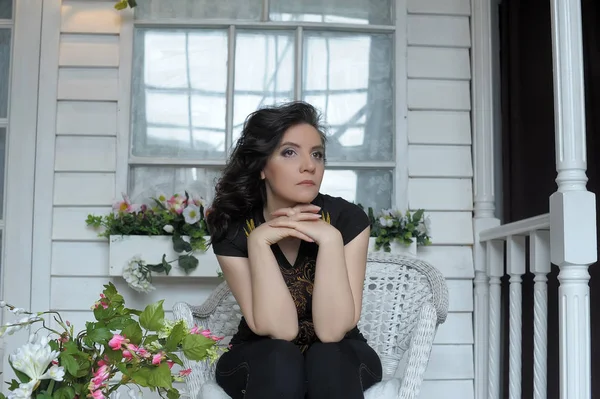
[312,233,355,342]
[247,239,299,340]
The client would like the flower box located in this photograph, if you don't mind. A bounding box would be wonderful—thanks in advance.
[108,235,221,278]
[368,237,417,257]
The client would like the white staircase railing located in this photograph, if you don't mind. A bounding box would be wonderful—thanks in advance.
[479,214,550,399]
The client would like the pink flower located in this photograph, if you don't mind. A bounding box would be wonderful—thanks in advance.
[179,368,192,377]
[108,334,126,350]
[167,360,175,369]
[152,353,165,365]
[122,350,133,360]
[92,365,110,387]
[97,359,107,367]
[91,390,106,399]
[137,348,150,358]
[189,325,200,335]
[167,195,186,214]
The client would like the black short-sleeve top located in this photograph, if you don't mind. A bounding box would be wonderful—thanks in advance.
[211,193,370,351]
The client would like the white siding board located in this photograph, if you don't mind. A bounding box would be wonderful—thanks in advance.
[408,111,471,144]
[56,101,118,136]
[408,47,471,79]
[54,172,115,205]
[59,34,119,67]
[55,136,116,171]
[408,79,471,110]
[57,68,119,101]
[418,245,474,278]
[434,312,473,344]
[61,1,121,34]
[420,380,474,399]
[427,211,474,245]
[52,207,110,241]
[50,277,221,311]
[409,178,472,210]
[52,241,109,276]
[446,279,473,312]
[407,0,471,16]
[407,15,471,47]
[409,145,473,177]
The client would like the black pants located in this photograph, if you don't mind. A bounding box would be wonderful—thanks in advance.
[215,338,383,399]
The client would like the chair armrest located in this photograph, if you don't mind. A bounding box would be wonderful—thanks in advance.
[172,301,216,399]
[397,303,438,399]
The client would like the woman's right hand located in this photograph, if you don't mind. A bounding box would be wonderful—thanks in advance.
[248,204,321,246]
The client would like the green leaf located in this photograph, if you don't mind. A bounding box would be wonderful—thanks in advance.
[54,386,76,399]
[63,340,81,355]
[172,233,192,253]
[93,305,117,321]
[125,307,142,316]
[122,322,144,345]
[182,334,215,361]
[0,393,7,399]
[148,363,173,388]
[178,254,198,273]
[35,393,53,399]
[107,315,136,330]
[59,353,79,376]
[166,352,184,367]
[139,300,165,331]
[164,321,186,352]
[8,379,20,390]
[114,0,128,10]
[127,0,137,7]
[131,368,151,387]
[167,388,181,399]
[104,348,124,363]
[87,327,113,344]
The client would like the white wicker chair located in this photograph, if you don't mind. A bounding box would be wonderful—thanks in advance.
[173,253,449,399]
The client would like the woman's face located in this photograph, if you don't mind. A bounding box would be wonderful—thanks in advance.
[261,123,325,206]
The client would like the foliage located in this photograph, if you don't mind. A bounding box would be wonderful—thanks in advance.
[86,192,209,291]
[114,0,137,10]
[0,283,225,399]
[358,205,432,252]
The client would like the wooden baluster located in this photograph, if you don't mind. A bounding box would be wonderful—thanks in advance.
[549,0,597,397]
[487,240,504,399]
[530,230,550,399]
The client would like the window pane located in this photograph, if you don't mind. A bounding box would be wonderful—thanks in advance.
[129,166,223,205]
[233,30,295,142]
[0,29,10,119]
[321,169,392,211]
[131,29,228,160]
[0,127,4,219]
[135,0,262,21]
[270,0,392,25]
[303,32,394,162]
[0,0,11,19]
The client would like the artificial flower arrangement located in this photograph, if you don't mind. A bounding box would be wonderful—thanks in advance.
[359,205,432,252]
[86,192,209,293]
[114,0,136,10]
[0,283,224,399]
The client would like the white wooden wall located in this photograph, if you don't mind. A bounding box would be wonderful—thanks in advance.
[27,0,475,398]
[405,0,474,397]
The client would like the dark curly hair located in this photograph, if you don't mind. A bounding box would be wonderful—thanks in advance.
[207,101,327,243]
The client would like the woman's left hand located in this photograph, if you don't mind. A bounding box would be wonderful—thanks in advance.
[269,207,342,245]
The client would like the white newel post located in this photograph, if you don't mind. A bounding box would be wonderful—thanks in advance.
[549,1,597,398]
[471,1,501,398]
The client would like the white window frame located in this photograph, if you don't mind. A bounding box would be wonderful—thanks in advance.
[122,0,408,210]
[0,0,43,382]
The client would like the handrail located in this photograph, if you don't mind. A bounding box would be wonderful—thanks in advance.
[479,213,549,242]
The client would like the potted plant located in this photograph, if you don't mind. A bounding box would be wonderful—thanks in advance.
[86,192,218,293]
[360,206,432,255]
[0,282,225,399]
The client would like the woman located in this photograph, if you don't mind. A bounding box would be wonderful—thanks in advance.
[206,101,382,399]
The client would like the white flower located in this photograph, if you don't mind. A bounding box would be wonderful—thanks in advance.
[10,307,26,315]
[0,300,6,307]
[123,257,155,294]
[163,224,174,234]
[9,335,63,387]
[8,380,36,399]
[183,204,201,224]
[379,217,393,228]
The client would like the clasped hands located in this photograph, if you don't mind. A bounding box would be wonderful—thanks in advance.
[249,204,341,246]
